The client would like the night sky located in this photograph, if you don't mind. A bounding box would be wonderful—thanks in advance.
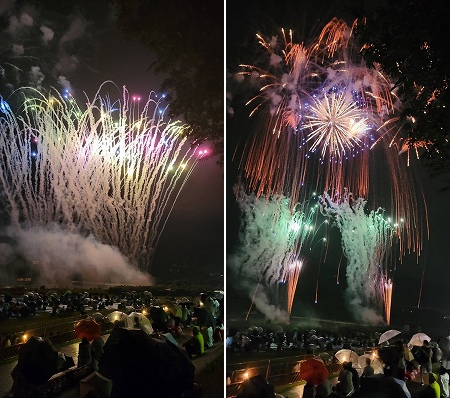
[0,1,223,284]
[226,0,450,331]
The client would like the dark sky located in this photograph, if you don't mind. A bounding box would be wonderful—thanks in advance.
[226,0,450,330]
[0,0,223,284]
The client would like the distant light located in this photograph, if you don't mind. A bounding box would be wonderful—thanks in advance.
[161,93,166,98]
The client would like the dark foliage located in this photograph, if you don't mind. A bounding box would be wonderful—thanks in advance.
[353,0,450,176]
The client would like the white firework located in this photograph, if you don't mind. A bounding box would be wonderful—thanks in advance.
[305,92,370,158]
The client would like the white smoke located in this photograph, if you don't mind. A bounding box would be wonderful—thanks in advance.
[321,191,395,324]
[55,54,79,74]
[7,13,33,34]
[0,225,152,287]
[20,12,33,27]
[29,66,45,87]
[57,75,72,91]
[60,17,86,44]
[40,25,54,44]
[228,188,316,323]
[12,43,24,55]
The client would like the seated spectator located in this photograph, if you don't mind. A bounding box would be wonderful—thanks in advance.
[183,326,204,358]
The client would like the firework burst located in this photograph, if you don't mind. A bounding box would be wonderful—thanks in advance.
[0,84,203,271]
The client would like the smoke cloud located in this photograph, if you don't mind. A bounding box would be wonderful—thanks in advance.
[12,44,24,55]
[40,25,54,44]
[60,17,86,44]
[0,225,152,287]
[29,66,45,87]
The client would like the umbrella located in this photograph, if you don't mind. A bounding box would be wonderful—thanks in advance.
[319,352,332,364]
[165,302,183,318]
[377,346,400,366]
[299,358,329,385]
[99,328,194,397]
[236,374,275,398]
[91,312,106,323]
[358,354,384,374]
[80,371,112,398]
[408,332,431,347]
[75,319,102,341]
[126,312,153,335]
[106,311,128,324]
[335,349,359,364]
[15,336,59,385]
[378,329,401,345]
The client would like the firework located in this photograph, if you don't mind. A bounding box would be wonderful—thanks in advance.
[228,188,317,322]
[236,19,425,258]
[0,84,203,270]
[320,190,398,322]
[284,259,303,315]
[383,278,393,325]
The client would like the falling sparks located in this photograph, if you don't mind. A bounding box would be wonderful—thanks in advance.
[0,84,200,271]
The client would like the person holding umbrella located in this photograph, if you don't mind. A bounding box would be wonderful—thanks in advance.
[78,337,92,367]
[302,382,316,398]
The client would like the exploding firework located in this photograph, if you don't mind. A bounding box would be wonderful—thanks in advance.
[0,84,205,271]
[236,18,424,258]
[320,190,398,323]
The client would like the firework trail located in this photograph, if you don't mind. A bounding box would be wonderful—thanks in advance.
[320,190,398,323]
[228,187,316,322]
[0,83,202,273]
[383,278,393,325]
[285,259,303,315]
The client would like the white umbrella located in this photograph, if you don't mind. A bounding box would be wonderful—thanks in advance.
[358,354,384,374]
[409,332,432,347]
[335,349,359,364]
[126,312,153,335]
[106,311,128,323]
[378,329,401,345]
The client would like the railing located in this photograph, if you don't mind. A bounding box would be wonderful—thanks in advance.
[0,321,113,361]
[226,355,344,398]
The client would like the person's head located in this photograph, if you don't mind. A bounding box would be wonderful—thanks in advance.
[193,326,200,336]
[439,366,448,375]
[429,373,437,383]
[81,337,89,344]
[134,316,139,324]
[365,357,371,366]
[423,340,429,346]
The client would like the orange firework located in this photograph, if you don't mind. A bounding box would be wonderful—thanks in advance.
[285,260,303,316]
[383,279,393,325]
